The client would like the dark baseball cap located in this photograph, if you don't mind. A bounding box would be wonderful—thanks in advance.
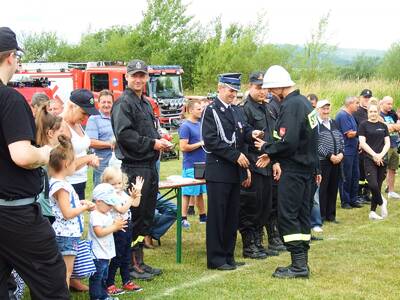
[0,27,23,52]
[249,71,264,85]
[360,89,372,98]
[70,89,99,115]
[127,59,148,75]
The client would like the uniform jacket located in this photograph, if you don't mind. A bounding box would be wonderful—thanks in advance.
[262,90,318,173]
[202,97,252,183]
[111,88,160,164]
[241,95,275,176]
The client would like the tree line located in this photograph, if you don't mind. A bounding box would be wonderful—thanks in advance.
[19,0,400,93]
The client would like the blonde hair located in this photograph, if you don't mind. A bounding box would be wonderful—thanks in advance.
[101,166,128,190]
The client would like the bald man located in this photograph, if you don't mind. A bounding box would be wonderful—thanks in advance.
[380,96,400,199]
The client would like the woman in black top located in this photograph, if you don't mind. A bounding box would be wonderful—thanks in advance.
[358,102,390,220]
[316,100,345,222]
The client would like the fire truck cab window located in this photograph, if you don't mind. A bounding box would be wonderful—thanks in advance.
[90,73,109,92]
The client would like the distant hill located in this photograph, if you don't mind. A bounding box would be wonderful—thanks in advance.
[334,48,386,65]
[277,44,386,66]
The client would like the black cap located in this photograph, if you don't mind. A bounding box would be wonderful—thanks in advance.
[0,27,23,52]
[70,89,99,115]
[249,71,264,85]
[360,89,372,98]
[218,73,241,91]
[127,59,148,75]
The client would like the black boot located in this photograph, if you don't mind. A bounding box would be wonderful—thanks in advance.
[241,231,267,259]
[266,221,286,252]
[129,247,155,281]
[255,227,278,257]
[272,252,309,279]
[137,245,163,276]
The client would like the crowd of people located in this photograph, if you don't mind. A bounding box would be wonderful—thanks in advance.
[1,26,400,299]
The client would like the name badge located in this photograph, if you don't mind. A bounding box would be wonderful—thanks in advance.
[308,109,318,129]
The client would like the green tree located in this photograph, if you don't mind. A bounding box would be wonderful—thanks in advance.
[379,42,400,80]
[340,54,380,80]
[299,12,336,82]
[20,32,68,62]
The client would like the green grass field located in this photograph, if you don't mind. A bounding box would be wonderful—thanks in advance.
[59,158,400,300]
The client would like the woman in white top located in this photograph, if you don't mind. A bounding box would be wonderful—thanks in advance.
[62,89,100,200]
[61,88,100,292]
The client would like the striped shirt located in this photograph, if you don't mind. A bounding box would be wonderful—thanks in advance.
[317,119,345,160]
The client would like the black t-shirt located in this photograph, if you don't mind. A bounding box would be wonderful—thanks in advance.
[353,106,368,126]
[358,120,389,155]
[0,83,42,200]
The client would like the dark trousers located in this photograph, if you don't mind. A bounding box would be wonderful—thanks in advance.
[122,163,158,244]
[339,154,360,205]
[0,203,69,300]
[278,170,313,254]
[239,172,272,233]
[319,160,340,221]
[106,223,133,287]
[364,158,387,211]
[150,195,177,240]
[206,181,240,268]
[89,259,109,300]
[72,182,86,200]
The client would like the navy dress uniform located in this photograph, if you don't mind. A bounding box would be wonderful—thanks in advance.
[201,73,253,270]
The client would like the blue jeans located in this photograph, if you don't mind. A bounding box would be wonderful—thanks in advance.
[150,193,177,240]
[311,187,322,227]
[339,154,360,205]
[89,259,109,300]
[106,223,133,287]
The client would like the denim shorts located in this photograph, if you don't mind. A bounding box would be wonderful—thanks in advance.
[182,168,207,196]
[55,236,80,256]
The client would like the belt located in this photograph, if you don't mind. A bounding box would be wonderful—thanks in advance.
[0,197,37,206]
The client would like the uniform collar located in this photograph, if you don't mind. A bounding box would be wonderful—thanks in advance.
[217,97,230,109]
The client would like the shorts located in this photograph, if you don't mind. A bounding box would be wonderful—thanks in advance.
[387,148,399,170]
[182,168,207,196]
[55,236,80,256]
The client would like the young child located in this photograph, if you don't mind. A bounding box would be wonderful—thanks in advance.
[89,183,129,300]
[48,135,96,288]
[101,166,144,295]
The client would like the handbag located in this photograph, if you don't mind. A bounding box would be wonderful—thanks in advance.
[194,162,206,179]
[71,240,96,279]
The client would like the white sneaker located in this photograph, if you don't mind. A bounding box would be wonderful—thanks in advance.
[381,196,388,218]
[369,211,383,220]
[388,191,400,199]
[312,226,323,233]
[181,219,191,229]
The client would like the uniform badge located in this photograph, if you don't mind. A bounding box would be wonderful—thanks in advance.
[220,107,225,112]
[279,127,286,137]
[307,109,318,129]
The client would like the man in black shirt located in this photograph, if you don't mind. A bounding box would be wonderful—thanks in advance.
[239,72,281,259]
[112,59,170,279]
[0,27,69,299]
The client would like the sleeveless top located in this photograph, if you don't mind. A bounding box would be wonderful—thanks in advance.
[65,123,91,184]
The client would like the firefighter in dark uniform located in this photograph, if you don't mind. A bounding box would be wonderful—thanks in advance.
[202,73,262,271]
[264,92,287,252]
[111,59,169,279]
[238,72,282,259]
[255,65,319,278]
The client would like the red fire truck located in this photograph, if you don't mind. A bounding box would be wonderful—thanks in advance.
[10,62,184,128]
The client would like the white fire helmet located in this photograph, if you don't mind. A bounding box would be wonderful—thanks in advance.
[262,65,295,89]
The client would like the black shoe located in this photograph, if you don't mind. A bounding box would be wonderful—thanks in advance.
[129,268,154,281]
[311,235,323,241]
[214,264,236,271]
[268,240,287,252]
[228,261,245,267]
[326,219,340,224]
[341,203,352,209]
[187,206,195,216]
[140,263,162,276]
[272,252,309,279]
[264,248,280,256]
[350,202,363,208]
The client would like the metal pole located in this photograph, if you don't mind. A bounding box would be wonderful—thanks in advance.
[176,187,182,263]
